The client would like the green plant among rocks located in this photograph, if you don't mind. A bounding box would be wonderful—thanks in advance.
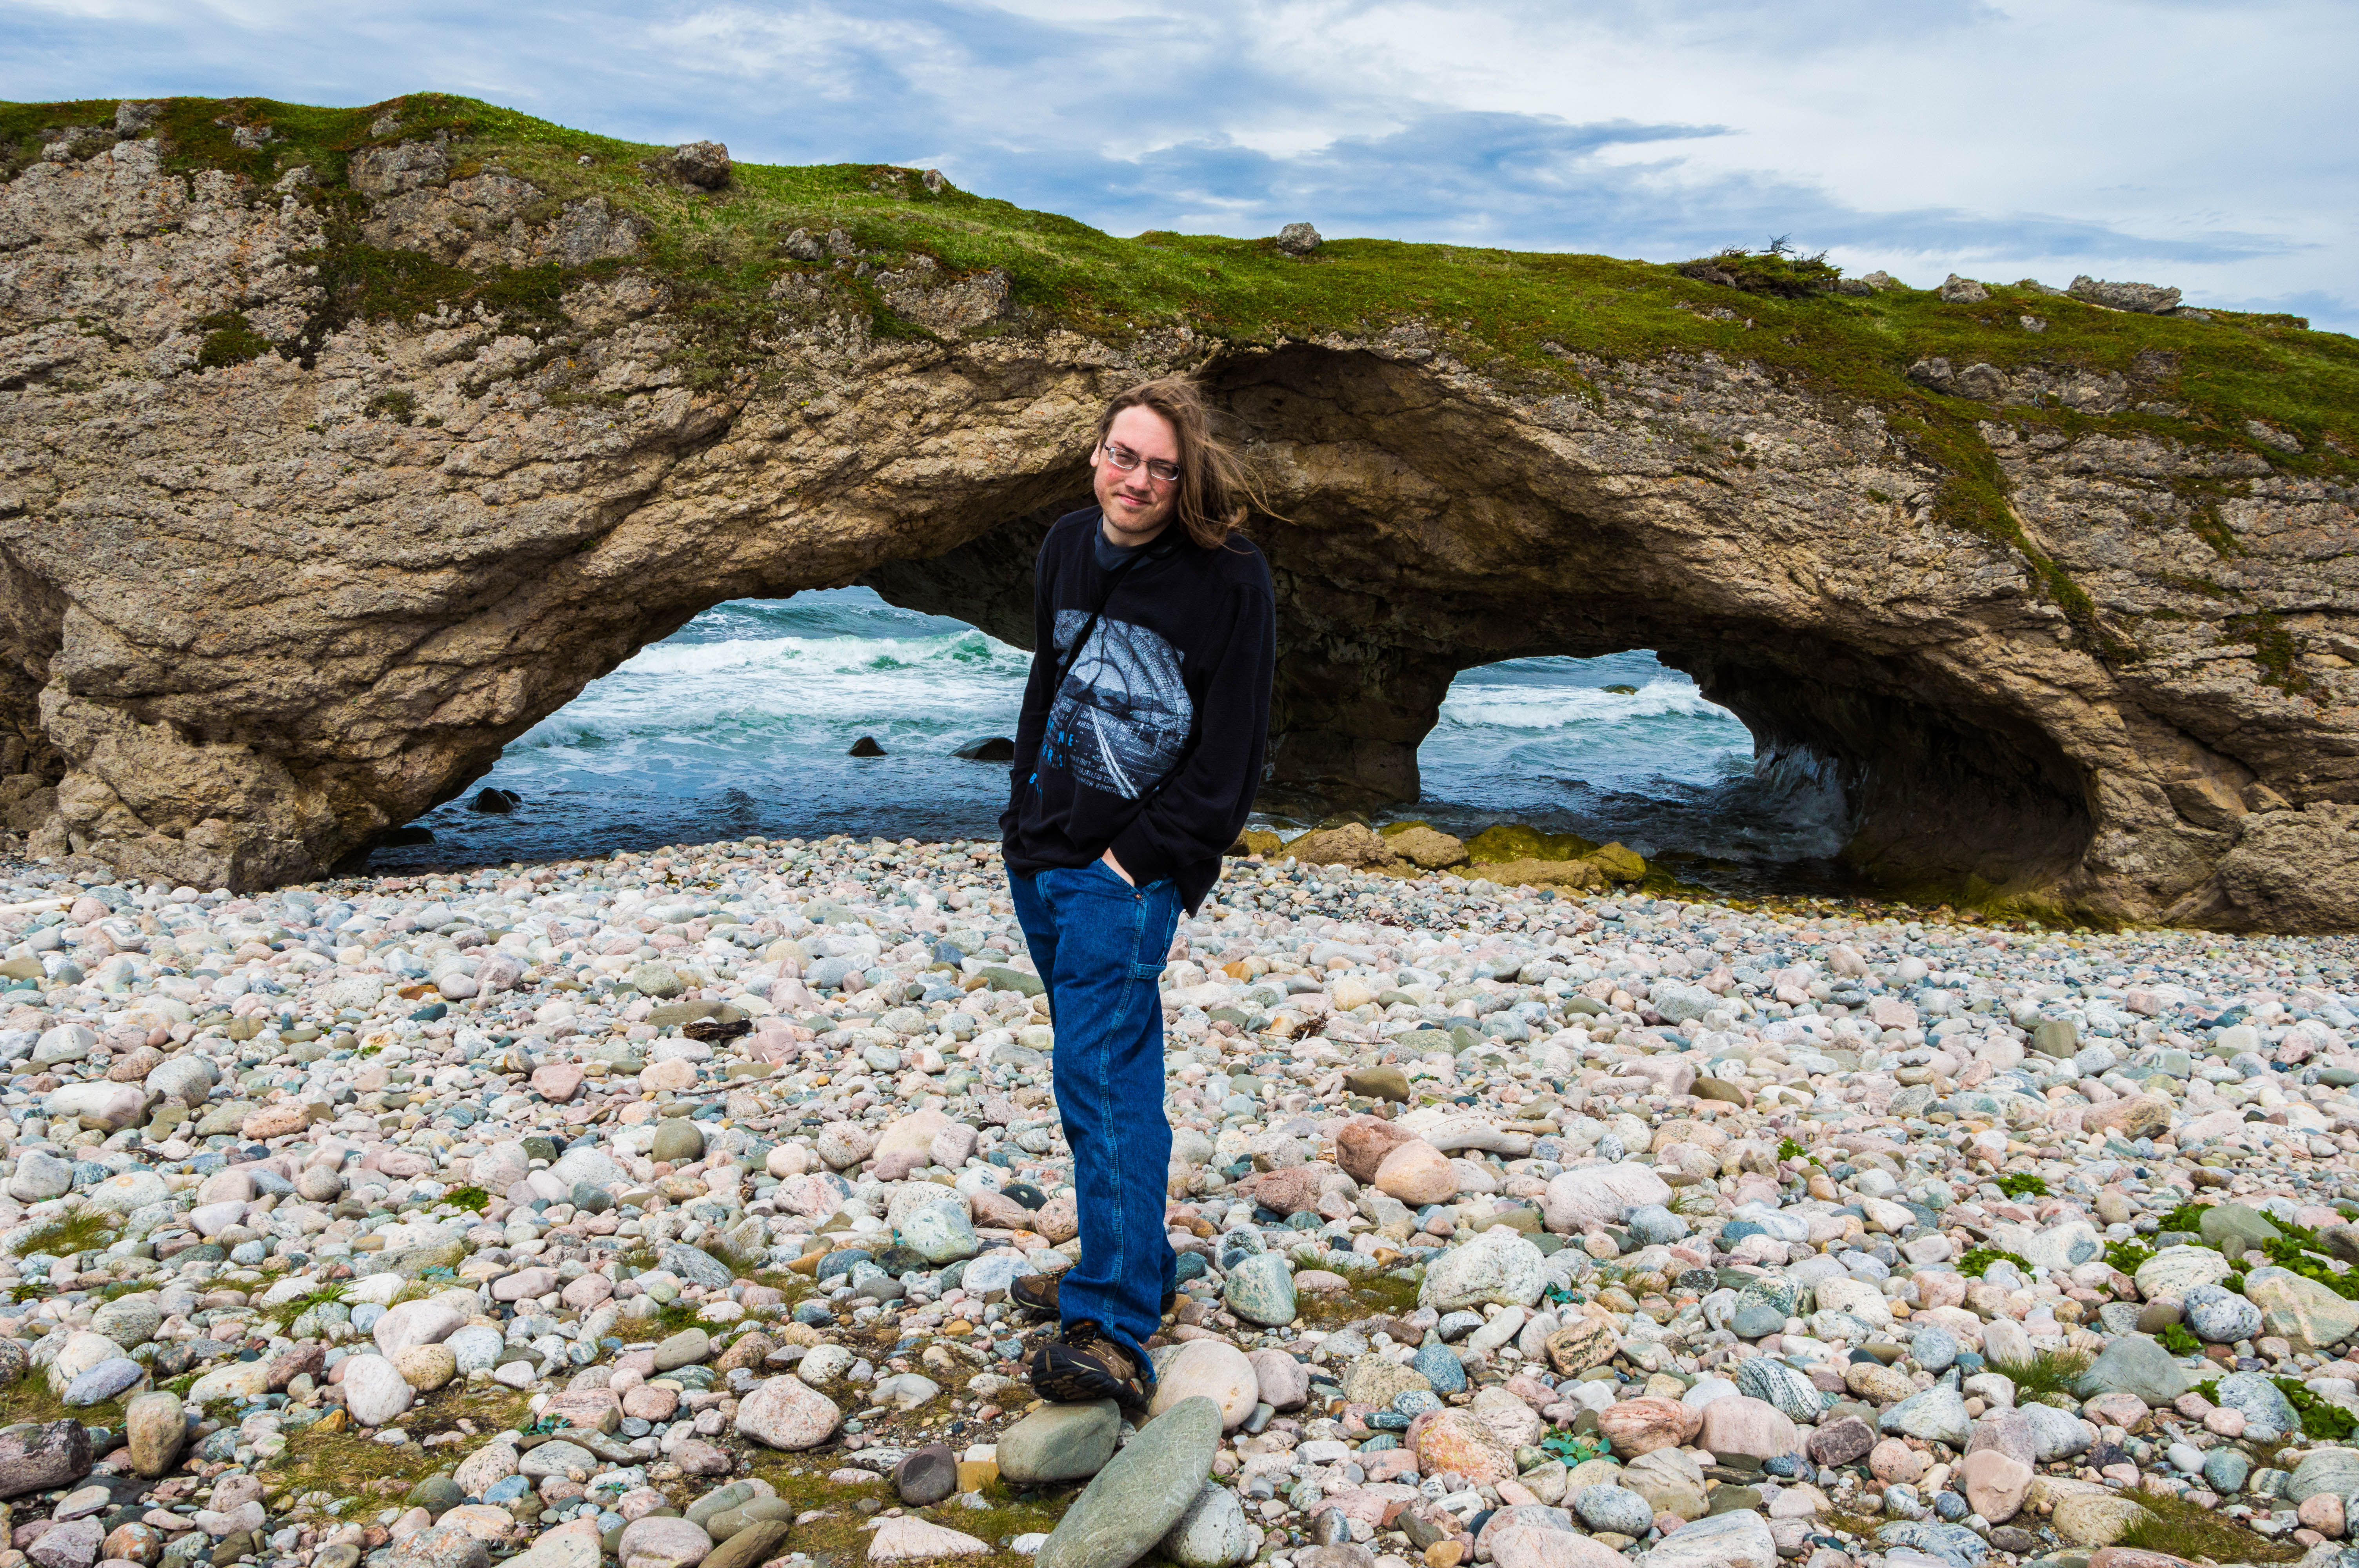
[2116,1488,2303,1563]
[1990,1346,2092,1399]
[1956,1246,2032,1278]
[1995,1172,2048,1197]
[12,1208,117,1258]
[2104,1239,2155,1272]
[2275,1377,2359,1439]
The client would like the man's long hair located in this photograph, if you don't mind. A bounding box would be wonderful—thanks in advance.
[1094,376,1266,550]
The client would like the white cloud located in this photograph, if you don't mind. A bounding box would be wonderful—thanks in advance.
[2,0,2351,326]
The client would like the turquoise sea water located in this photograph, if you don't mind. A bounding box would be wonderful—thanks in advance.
[378,590,1855,889]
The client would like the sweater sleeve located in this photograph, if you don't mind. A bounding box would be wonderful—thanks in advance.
[999,535,1063,835]
[1108,569,1276,885]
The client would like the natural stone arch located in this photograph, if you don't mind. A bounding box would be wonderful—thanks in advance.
[868,344,2099,901]
[2,93,2355,931]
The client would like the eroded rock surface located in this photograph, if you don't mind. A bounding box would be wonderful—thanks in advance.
[2,104,2355,927]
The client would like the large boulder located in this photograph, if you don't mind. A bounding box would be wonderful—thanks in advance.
[1543,1165,1673,1232]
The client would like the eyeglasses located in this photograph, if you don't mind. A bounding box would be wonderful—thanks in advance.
[1101,441,1181,486]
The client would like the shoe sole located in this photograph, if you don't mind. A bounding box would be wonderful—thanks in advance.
[1030,1343,1150,1411]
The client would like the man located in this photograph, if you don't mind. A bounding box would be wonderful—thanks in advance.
[998,376,1276,1408]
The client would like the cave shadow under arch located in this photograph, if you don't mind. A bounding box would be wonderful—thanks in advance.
[856,343,2097,903]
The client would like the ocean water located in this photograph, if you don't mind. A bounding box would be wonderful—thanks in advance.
[377,589,1857,891]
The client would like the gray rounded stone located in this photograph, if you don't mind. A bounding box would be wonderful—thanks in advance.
[1880,1387,1971,1445]
[1223,1253,1298,1328]
[897,1203,980,1265]
[1625,1204,1690,1245]
[1036,1396,1221,1568]
[2214,1371,2299,1443]
[653,1328,710,1370]
[1735,1356,1828,1421]
[651,1119,705,1163]
[1573,1484,1656,1535]
[1436,1312,1485,1343]
[2204,1447,2252,1494]
[63,1356,143,1406]
[1159,1481,1252,1568]
[2289,1446,2359,1503]
[89,1297,161,1350]
[2077,1334,2190,1406]
[1912,1325,1959,1374]
[997,1399,1121,1485]
[2184,1284,2264,1345]
[447,1325,504,1373]
[2019,1401,2094,1463]
[958,1252,1037,1296]
[2199,1202,2281,1254]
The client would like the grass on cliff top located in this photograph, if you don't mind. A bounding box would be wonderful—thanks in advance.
[4,93,2351,455]
[4,91,2356,638]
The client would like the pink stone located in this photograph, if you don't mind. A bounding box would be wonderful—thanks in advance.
[531,1065,583,1102]
[2083,1392,2152,1432]
[1695,1394,1799,1461]
[491,1268,558,1303]
[671,1440,731,1476]
[1374,1140,1458,1205]
[2301,1495,2346,1538]
[1868,1439,1925,1485]
[638,1059,698,1093]
[560,1274,614,1310]
[1917,1271,1968,1310]
[622,1385,679,1422]
[871,1109,951,1181]
[1241,1167,1325,1216]
[1596,1397,1701,1457]
[1410,1410,1516,1485]
[1958,1449,2032,1525]
[2203,1407,2246,1437]
[1481,1521,1629,1568]
[1336,1116,1419,1182]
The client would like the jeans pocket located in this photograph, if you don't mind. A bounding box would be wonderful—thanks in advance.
[1089,857,1132,886]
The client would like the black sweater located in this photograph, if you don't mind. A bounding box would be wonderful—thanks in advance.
[1000,507,1275,911]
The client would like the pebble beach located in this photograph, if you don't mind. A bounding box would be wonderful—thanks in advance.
[0,830,2356,1568]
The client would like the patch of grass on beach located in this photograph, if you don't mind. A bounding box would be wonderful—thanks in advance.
[0,1373,128,1433]
[2115,1488,2303,1563]
[263,1281,351,1334]
[13,1208,119,1258]
[744,1462,1060,1568]
[1994,1346,2093,1400]
[267,1385,533,1507]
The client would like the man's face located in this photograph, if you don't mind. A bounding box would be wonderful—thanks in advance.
[1090,405,1181,544]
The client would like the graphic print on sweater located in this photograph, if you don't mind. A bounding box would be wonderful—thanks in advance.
[1042,610,1192,800]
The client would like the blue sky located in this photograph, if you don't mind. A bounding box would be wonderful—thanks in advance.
[6,0,2352,330]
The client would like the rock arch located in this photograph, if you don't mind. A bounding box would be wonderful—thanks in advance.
[2,98,2355,929]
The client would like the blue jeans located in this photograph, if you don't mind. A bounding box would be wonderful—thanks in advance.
[1007,860,1182,1373]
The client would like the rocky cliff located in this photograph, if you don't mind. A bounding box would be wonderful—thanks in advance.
[2,95,2356,928]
